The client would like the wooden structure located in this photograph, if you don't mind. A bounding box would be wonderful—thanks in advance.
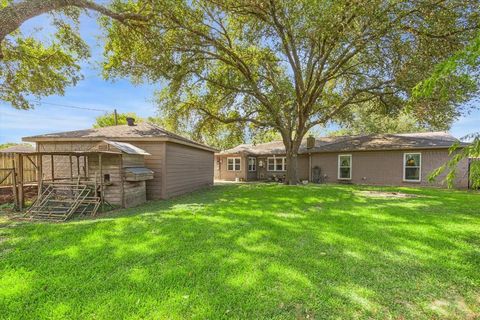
[0,146,36,186]
[23,121,216,200]
[13,140,154,221]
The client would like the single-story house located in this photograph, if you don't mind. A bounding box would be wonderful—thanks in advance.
[23,120,216,200]
[214,132,470,188]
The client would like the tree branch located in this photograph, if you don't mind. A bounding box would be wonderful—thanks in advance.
[0,0,150,59]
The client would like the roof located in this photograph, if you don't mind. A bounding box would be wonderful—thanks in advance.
[102,141,150,155]
[0,144,34,153]
[218,132,463,155]
[124,167,154,175]
[22,122,216,152]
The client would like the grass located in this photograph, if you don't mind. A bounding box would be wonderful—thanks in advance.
[0,183,479,319]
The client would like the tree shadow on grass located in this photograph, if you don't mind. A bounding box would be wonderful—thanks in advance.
[0,184,479,319]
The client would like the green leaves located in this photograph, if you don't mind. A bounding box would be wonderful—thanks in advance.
[0,7,90,109]
[429,134,480,189]
[102,0,480,149]
[93,112,143,128]
[0,34,85,109]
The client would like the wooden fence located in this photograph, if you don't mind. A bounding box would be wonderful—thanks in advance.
[0,153,37,186]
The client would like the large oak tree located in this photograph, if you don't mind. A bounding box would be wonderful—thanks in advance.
[103,0,480,184]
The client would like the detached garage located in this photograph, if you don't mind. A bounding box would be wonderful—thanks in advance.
[23,119,216,201]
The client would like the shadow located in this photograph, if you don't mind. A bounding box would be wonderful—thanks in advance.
[0,183,479,319]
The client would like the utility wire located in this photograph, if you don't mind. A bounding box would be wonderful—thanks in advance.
[35,101,110,112]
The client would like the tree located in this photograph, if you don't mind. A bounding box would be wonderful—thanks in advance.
[0,0,150,109]
[330,103,428,136]
[151,113,281,150]
[416,32,480,188]
[103,0,479,184]
[0,142,18,150]
[93,112,142,127]
[429,134,480,189]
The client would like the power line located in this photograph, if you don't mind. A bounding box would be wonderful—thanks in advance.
[35,101,109,112]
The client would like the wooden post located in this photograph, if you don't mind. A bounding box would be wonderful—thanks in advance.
[37,154,43,199]
[114,109,118,126]
[120,154,125,208]
[85,156,88,178]
[69,154,73,181]
[99,153,103,211]
[11,159,18,210]
[76,156,80,177]
[18,154,24,211]
[50,154,54,182]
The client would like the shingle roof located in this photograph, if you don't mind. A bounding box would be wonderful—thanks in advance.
[22,122,216,152]
[219,132,462,155]
[0,144,34,153]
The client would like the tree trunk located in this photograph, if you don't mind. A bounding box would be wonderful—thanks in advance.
[284,141,301,185]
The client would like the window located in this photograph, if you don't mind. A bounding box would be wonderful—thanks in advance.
[248,157,256,171]
[404,153,421,182]
[227,157,241,171]
[338,154,352,180]
[267,157,286,171]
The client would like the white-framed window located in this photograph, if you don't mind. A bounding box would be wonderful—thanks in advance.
[338,154,352,180]
[404,153,421,182]
[267,157,286,171]
[227,157,241,171]
[248,157,256,171]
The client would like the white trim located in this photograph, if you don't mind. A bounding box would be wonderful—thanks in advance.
[338,154,352,180]
[403,152,422,182]
[248,157,256,171]
[227,157,241,171]
[267,156,286,171]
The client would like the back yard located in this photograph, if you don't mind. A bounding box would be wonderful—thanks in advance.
[0,184,479,319]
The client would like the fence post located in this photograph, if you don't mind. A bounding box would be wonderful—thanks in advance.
[11,159,18,210]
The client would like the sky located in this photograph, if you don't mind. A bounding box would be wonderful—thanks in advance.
[0,12,479,144]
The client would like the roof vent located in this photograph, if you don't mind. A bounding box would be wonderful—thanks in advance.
[307,135,315,149]
[126,117,135,126]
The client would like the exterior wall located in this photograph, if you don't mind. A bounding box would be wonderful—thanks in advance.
[215,149,469,188]
[38,140,216,201]
[310,149,469,188]
[214,154,247,181]
[87,153,123,206]
[123,181,147,208]
[217,154,310,182]
[165,142,214,198]
[127,141,165,200]
[257,155,309,181]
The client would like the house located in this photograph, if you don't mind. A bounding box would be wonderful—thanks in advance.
[23,119,216,201]
[214,132,470,188]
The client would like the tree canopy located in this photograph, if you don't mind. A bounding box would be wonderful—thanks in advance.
[1,0,479,183]
[416,31,480,188]
[93,111,143,127]
[103,0,480,183]
[0,0,150,109]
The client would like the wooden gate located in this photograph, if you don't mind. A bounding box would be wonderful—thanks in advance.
[0,153,36,186]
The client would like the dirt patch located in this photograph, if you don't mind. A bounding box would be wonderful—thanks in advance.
[0,185,37,205]
[359,191,419,199]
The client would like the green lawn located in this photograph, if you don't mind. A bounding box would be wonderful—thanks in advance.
[1,184,479,319]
